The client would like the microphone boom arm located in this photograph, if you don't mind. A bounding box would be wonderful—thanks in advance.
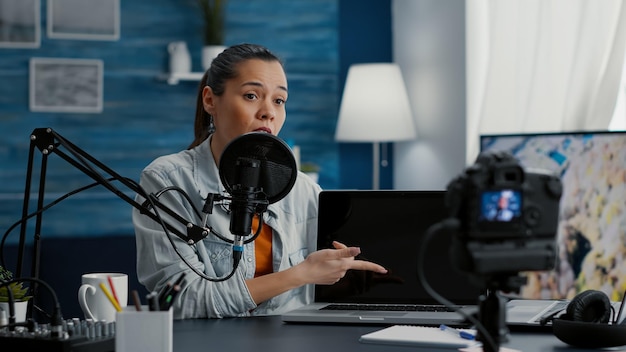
[16,128,210,280]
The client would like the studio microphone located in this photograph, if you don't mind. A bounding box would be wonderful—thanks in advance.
[218,132,298,265]
[229,156,264,263]
[229,157,262,237]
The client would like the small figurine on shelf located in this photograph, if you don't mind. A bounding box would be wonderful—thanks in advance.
[168,41,192,75]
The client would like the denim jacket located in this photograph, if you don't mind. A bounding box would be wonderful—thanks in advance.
[133,136,321,319]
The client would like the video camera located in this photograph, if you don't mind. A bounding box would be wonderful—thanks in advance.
[446,150,562,282]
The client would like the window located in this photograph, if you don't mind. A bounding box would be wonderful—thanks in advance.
[610,54,626,131]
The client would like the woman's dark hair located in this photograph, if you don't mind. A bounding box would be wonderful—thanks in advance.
[188,43,283,149]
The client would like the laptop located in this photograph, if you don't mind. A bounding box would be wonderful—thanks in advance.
[281,191,626,329]
[281,190,483,326]
[506,297,625,330]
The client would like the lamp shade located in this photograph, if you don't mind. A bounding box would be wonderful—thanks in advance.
[335,63,416,142]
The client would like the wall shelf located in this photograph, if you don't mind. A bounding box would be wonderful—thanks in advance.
[163,72,204,85]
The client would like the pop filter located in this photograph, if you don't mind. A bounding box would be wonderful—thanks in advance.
[219,132,297,204]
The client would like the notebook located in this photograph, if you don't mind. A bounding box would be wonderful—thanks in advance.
[281,190,483,326]
[359,325,480,348]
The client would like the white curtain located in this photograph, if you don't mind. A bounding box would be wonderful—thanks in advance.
[466,0,626,163]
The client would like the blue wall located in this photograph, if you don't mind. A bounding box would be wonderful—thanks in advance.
[0,0,392,243]
[338,0,393,189]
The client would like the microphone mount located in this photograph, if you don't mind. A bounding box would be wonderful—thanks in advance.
[15,128,213,284]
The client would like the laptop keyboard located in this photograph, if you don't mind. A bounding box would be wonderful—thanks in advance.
[321,303,460,312]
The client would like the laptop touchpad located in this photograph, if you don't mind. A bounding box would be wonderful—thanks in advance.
[351,312,406,317]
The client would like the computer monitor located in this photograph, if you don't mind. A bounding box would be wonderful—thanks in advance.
[480,130,626,301]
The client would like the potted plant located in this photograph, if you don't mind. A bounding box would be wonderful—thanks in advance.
[0,266,31,322]
[198,0,227,70]
[300,162,320,183]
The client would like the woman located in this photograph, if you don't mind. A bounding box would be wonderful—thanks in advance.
[133,43,387,319]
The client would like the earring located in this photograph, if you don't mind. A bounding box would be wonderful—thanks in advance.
[208,115,215,134]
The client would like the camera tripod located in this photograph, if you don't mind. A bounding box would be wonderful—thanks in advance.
[476,274,527,352]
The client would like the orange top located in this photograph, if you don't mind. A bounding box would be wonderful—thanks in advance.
[253,215,273,277]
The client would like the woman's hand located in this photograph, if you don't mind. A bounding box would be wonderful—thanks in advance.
[296,241,387,285]
[246,241,388,305]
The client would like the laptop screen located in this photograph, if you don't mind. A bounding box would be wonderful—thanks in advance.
[314,190,482,306]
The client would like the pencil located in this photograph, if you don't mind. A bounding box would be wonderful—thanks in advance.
[99,282,122,312]
[107,275,121,307]
[131,289,142,311]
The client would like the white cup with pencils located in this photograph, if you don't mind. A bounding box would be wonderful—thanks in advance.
[78,272,128,322]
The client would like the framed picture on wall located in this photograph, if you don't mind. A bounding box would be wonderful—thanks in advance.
[47,0,120,41]
[29,58,104,113]
[0,0,40,48]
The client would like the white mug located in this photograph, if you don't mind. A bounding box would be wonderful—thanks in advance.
[78,273,128,322]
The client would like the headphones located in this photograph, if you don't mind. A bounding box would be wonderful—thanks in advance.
[548,290,626,348]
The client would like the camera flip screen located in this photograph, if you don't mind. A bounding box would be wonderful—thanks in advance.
[479,189,522,223]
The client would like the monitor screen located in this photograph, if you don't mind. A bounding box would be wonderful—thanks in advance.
[480,131,626,301]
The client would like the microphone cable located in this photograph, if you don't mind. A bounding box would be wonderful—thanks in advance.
[416,218,497,352]
[148,186,264,245]
[1,178,118,268]
[138,184,252,282]
[0,277,63,336]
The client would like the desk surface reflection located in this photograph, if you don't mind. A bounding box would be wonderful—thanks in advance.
[172,315,591,352]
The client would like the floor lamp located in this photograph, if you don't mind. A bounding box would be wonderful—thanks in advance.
[335,63,416,189]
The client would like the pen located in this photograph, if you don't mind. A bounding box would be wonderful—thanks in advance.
[157,282,173,307]
[174,272,187,287]
[158,272,187,308]
[162,283,182,311]
[99,282,122,312]
[173,272,187,286]
[147,291,160,311]
[439,324,475,340]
